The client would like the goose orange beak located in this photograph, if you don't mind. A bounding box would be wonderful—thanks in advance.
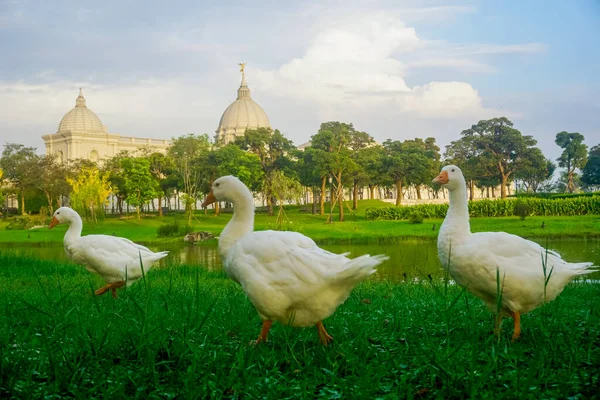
[49,216,60,229]
[202,191,216,208]
[432,170,449,185]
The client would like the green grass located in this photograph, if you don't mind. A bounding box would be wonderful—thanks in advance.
[0,199,599,245]
[1,254,599,398]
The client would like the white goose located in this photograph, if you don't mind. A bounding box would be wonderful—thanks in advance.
[202,175,388,345]
[433,165,597,340]
[49,207,169,298]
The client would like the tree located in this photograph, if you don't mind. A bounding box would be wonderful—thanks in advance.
[213,144,263,190]
[235,128,295,216]
[348,131,375,209]
[102,151,131,215]
[201,144,263,215]
[270,170,304,227]
[0,168,5,216]
[581,145,600,189]
[168,134,211,222]
[444,135,481,200]
[0,143,41,214]
[120,157,159,219]
[461,117,538,198]
[382,139,407,206]
[37,155,70,212]
[555,170,581,193]
[422,137,442,195]
[555,131,588,193]
[403,138,440,200]
[297,147,327,214]
[67,166,111,223]
[310,122,357,221]
[148,152,177,216]
[514,148,555,193]
[363,145,386,200]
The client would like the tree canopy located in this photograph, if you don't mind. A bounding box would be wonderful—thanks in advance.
[461,117,539,198]
[581,144,600,189]
[555,131,588,193]
[0,114,594,221]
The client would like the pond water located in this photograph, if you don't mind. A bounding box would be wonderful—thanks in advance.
[1,237,598,283]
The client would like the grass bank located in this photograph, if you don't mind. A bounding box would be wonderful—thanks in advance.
[0,254,598,398]
[0,200,598,245]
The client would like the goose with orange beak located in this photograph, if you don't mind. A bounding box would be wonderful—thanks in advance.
[434,165,597,340]
[49,207,169,298]
[203,175,388,345]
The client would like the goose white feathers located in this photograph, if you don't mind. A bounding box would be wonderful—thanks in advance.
[202,175,388,345]
[433,165,598,340]
[49,207,168,298]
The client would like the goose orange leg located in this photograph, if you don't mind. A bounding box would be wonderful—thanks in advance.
[94,281,126,298]
[253,320,272,345]
[511,311,521,341]
[316,321,333,345]
[94,285,110,296]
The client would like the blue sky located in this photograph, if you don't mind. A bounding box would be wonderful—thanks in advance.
[1,0,598,160]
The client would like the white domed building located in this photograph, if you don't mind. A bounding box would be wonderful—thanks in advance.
[42,88,170,163]
[215,64,272,143]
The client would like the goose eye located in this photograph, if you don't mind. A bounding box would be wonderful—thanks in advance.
[215,182,220,187]
[57,212,60,215]
[451,168,455,172]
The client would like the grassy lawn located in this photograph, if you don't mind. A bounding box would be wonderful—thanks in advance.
[0,253,598,398]
[0,199,598,245]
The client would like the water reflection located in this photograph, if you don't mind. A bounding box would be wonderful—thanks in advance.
[1,238,598,283]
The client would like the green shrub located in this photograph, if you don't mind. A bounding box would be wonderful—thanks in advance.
[365,195,600,221]
[408,210,424,224]
[511,192,598,199]
[157,221,181,237]
[548,192,599,199]
[513,200,532,220]
[5,214,48,230]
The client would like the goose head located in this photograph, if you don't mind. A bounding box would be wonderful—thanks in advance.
[49,207,78,229]
[202,175,250,208]
[432,165,466,192]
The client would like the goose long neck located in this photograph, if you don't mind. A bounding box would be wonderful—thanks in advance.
[218,188,255,257]
[64,214,83,243]
[440,183,471,243]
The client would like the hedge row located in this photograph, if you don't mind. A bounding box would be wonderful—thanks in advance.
[509,192,598,199]
[364,196,600,220]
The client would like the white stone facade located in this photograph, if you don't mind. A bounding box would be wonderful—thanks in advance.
[42,89,170,163]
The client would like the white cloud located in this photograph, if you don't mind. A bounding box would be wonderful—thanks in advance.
[402,41,547,73]
[397,81,484,117]
[254,12,493,119]
[405,58,497,73]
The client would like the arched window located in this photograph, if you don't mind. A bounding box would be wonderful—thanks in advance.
[89,150,99,162]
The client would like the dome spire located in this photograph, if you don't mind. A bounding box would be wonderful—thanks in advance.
[76,87,87,108]
[237,62,251,99]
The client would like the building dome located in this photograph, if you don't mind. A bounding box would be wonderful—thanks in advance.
[216,64,271,143]
[57,88,106,133]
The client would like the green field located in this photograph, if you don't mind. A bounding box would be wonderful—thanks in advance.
[1,200,599,245]
[0,253,598,398]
